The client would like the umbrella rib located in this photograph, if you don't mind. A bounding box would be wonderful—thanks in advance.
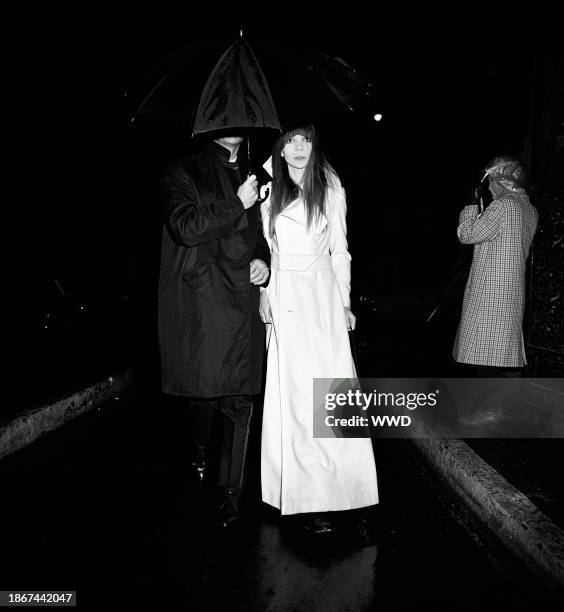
[133,57,197,118]
[132,40,225,119]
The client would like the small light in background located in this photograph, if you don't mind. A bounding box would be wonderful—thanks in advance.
[374,113,383,122]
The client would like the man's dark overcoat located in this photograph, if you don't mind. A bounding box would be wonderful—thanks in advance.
[158,142,270,397]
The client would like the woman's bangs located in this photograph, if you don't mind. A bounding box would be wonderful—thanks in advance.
[283,125,314,143]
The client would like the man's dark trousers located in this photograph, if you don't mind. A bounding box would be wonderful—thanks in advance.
[189,396,253,491]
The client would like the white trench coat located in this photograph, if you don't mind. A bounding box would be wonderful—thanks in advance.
[260,175,379,515]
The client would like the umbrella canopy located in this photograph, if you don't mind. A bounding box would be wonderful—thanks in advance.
[193,37,280,134]
[130,34,376,134]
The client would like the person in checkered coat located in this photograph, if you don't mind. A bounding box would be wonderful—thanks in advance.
[453,156,538,374]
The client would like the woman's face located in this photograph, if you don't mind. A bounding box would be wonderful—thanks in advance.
[281,134,313,171]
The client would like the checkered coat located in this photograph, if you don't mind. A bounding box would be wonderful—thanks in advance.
[453,193,538,367]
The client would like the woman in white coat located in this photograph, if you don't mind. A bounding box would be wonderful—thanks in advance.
[259,124,378,532]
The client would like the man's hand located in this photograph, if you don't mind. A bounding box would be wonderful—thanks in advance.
[250,259,269,285]
[344,307,356,331]
[238,174,259,209]
[259,290,272,324]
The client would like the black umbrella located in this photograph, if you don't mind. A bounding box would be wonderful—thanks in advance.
[130,32,376,135]
[192,36,280,134]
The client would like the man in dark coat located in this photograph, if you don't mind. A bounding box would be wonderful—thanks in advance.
[159,133,270,526]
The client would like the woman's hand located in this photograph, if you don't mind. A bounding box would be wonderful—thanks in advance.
[259,290,272,324]
[250,259,270,285]
[344,307,356,331]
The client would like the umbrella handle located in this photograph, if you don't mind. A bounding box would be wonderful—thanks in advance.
[258,184,271,203]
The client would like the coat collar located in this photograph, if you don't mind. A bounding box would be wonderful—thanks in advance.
[205,141,247,172]
[277,198,327,234]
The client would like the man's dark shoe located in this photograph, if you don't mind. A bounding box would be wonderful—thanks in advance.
[217,489,242,528]
[353,513,376,547]
[302,513,333,535]
[191,442,207,487]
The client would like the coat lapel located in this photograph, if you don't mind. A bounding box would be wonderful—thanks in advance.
[278,199,328,234]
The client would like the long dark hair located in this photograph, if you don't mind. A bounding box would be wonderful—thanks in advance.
[269,124,335,237]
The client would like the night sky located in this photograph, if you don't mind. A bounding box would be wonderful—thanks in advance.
[14,10,561,322]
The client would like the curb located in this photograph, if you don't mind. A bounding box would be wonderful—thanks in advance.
[411,428,564,596]
[0,370,134,460]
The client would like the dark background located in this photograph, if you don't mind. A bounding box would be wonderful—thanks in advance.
[9,10,563,402]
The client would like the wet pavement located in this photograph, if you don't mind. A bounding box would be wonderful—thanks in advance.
[1,389,561,610]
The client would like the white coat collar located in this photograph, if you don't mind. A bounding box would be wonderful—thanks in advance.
[262,156,327,234]
[279,198,328,234]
